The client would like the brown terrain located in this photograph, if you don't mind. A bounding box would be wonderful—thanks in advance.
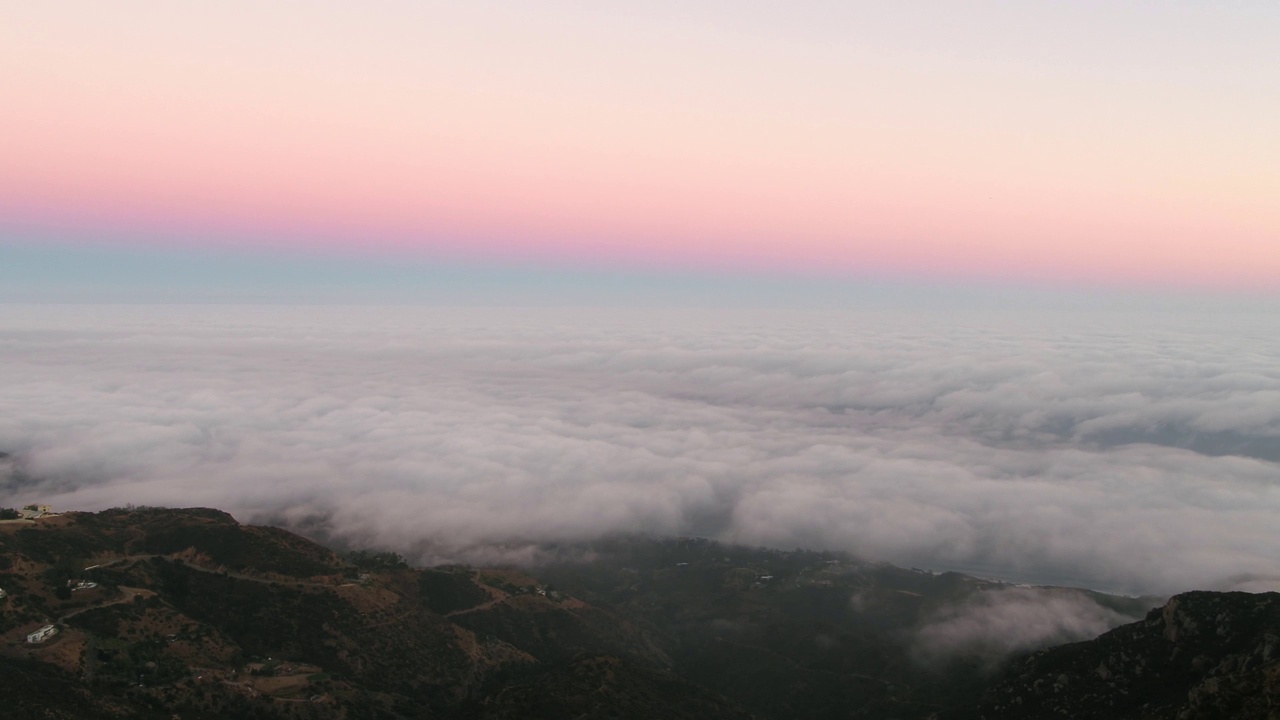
[3,506,1278,719]
[0,507,750,719]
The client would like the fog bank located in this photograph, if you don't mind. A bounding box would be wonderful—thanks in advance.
[2,304,1278,596]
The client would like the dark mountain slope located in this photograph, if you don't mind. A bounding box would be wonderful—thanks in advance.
[966,591,1280,719]
[468,654,758,720]
[0,507,748,719]
[534,535,1157,718]
[0,654,164,719]
[11,507,1277,719]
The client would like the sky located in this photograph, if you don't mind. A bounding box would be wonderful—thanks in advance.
[2,4,1279,602]
[2,1,1278,297]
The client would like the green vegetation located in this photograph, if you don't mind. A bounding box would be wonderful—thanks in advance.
[141,520,340,577]
[345,549,409,570]
[477,574,533,596]
[418,568,492,615]
[94,638,189,687]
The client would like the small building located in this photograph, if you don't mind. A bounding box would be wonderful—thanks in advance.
[27,624,58,644]
[0,587,7,599]
[20,504,53,519]
[67,580,99,591]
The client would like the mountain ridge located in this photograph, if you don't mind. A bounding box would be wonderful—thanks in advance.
[2,506,1276,718]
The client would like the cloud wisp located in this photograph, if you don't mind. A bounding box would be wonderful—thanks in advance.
[912,587,1136,668]
[1,304,1278,596]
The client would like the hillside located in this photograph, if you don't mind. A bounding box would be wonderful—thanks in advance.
[0,507,757,718]
[962,591,1280,719]
[3,506,1271,718]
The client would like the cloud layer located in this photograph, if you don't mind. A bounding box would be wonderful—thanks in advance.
[913,587,1134,667]
[2,304,1278,596]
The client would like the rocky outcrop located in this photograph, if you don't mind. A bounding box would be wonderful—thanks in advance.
[968,591,1280,719]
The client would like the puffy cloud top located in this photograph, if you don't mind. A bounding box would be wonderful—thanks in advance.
[2,304,1278,596]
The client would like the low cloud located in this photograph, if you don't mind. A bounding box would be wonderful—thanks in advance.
[1,304,1279,596]
[913,587,1135,668]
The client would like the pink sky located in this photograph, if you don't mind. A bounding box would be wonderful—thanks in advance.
[2,2,1277,290]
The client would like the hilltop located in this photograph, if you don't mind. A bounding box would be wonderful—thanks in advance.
[1,506,1275,718]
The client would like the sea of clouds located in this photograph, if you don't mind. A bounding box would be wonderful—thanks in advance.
[1,303,1278,596]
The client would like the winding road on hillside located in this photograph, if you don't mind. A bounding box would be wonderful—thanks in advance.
[58,555,344,626]
[58,586,150,623]
[90,554,337,587]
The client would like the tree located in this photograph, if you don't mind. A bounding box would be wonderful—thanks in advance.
[346,550,409,570]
